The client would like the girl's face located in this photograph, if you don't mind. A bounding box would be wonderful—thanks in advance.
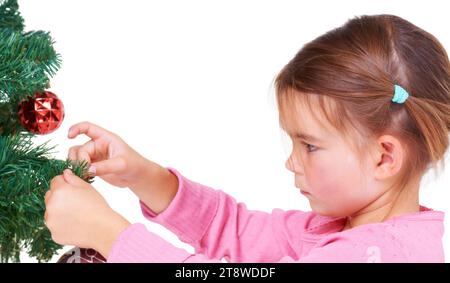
[283,98,380,217]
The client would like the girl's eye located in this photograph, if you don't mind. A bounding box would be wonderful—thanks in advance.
[302,142,317,153]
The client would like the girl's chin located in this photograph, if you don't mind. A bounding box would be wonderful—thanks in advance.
[309,202,345,218]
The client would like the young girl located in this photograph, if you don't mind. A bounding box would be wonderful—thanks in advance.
[44,14,450,263]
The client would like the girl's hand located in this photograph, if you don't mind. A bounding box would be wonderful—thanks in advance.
[44,169,131,258]
[67,121,150,188]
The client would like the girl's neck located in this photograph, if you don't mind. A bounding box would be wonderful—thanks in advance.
[342,179,420,231]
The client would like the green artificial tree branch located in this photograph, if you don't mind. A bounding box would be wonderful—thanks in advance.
[0,0,24,32]
[0,133,95,262]
[0,0,92,262]
[0,28,62,136]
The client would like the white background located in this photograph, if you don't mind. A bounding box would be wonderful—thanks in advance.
[15,0,450,262]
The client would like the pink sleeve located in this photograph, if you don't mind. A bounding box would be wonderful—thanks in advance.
[107,223,222,262]
[135,167,313,262]
[106,223,385,263]
[106,223,309,263]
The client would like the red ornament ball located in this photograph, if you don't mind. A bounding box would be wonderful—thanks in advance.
[57,247,106,263]
[18,91,65,135]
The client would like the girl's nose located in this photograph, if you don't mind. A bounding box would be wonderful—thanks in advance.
[285,153,303,174]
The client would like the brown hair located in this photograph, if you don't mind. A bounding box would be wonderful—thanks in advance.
[274,14,450,191]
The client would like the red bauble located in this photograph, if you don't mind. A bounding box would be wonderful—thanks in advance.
[57,247,106,263]
[18,91,65,135]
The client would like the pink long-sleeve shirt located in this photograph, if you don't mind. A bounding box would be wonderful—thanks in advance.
[107,167,445,263]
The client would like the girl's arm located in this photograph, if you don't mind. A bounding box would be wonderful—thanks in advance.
[107,223,222,262]
[106,223,381,263]
[132,166,313,262]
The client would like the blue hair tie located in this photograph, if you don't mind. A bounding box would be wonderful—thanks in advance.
[392,84,409,104]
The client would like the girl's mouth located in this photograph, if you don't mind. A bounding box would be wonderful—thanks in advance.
[299,189,311,195]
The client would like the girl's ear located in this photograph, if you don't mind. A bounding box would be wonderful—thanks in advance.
[373,135,404,181]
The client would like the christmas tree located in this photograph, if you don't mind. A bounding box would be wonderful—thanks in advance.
[0,0,92,262]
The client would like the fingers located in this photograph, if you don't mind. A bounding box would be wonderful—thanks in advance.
[78,140,95,164]
[91,157,127,176]
[44,190,52,203]
[46,175,65,221]
[68,145,81,162]
[68,140,95,164]
[62,169,92,189]
[45,173,71,226]
[49,175,66,191]
[44,190,51,223]
[46,170,91,203]
[68,121,110,140]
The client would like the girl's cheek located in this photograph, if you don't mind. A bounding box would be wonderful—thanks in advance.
[307,152,367,216]
[309,159,352,200]
[308,162,336,194]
